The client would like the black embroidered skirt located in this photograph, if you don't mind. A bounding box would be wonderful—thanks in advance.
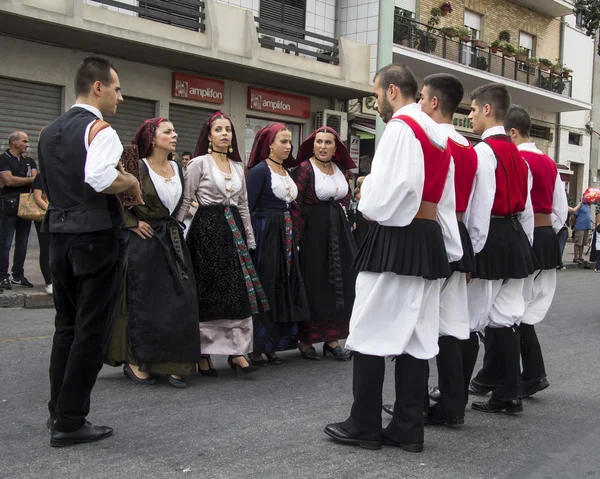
[353,219,451,280]
[473,216,535,280]
[187,205,253,321]
[299,202,357,324]
[532,225,561,270]
[450,220,476,274]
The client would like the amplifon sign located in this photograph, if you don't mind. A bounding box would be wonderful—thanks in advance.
[172,73,225,104]
[248,87,311,118]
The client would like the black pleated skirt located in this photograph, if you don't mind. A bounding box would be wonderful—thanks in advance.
[353,219,451,280]
[473,216,535,280]
[532,225,561,270]
[450,220,476,274]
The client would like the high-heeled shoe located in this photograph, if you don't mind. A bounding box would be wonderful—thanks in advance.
[323,343,351,361]
[199,355,218,377]
[123,364,157,385]
[227,355,259,375]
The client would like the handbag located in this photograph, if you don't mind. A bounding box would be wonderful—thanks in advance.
[17,190,46,222]
[1,196,18,217]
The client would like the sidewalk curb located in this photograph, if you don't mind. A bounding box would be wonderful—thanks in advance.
[0,290,54,309]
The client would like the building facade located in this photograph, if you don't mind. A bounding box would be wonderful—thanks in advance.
[0,0,372,165]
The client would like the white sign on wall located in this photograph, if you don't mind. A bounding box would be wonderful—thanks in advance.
[349,135,360,168]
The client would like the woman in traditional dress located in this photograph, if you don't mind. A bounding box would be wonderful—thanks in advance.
[291,127,357,361]
[176,112,266,376]
[245,124,309,366]
[105,118,201,388]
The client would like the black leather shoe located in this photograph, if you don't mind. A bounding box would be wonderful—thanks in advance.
[168,375,188,389]
[323,343,352,361]
[266,353,283,365]
[472,397,523,413]
[50,421,113,447]
[382,434,423,453]
[429,386,441,402]
[299,346,321,361]
[382,404,394,416]
[248,354,268,367]
[522,377,550,398]
[324,423,382,450]
[468,381,494,396]
[423,408,464,427]
[46,416,55,431]
[123,364,157,385]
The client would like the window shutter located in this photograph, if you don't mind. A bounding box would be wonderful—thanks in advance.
[260,0,306,36]
[464,10,482,31]
[519,32,534,52]
[394,0,416,13]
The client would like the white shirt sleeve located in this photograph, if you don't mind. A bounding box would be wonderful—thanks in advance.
[464,145,495,254]
[358,121,424,227]
[437,160,463,263]
[518,167,534,244]
[551,174,568,233]
[84,124,123,193]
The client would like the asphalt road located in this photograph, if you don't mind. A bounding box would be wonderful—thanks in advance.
[0,268,599,479]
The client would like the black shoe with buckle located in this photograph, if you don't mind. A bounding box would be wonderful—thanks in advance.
[472,397,523,413]
[522,377,550,398]
[11,277,33,288]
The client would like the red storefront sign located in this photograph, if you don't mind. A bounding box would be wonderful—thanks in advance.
[248,87,311,118]
[172,73,225,104]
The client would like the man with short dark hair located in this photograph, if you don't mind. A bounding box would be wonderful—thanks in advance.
[325,64,461,451]
[181,151,192,169]
[39,56,141,447]
[466,84,535,414]
[0,131,37,290]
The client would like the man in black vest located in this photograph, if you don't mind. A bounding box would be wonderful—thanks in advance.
[38,57,141,447]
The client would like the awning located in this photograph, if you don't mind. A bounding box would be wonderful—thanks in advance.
[353,123,376,138]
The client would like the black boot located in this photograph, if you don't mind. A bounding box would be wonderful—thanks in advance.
[435,335,465,423]
[471,327,500,393]
[519,324,550,398]
[461,332,480,404]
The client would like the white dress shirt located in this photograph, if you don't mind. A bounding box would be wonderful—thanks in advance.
[517,142,569,233]
[73,104,123,193]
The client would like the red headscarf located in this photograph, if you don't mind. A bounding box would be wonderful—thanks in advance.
[247,123,297,169]
[193,111,242,162]
[132,118,172,160]
[295,126,355,171]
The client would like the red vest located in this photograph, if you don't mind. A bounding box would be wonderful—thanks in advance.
[519,149,557,215]
[448,138,477,213]
[484,135,529,216]
[393,115,451,204]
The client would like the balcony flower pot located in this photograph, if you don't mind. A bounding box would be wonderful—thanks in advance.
[551,65,563,75]
[471,39,488,49]
[440,2,453,16]
[502,51,515,58]
[440,26,457,38]
[538,63,550,72]
[562,68,573,79]
[490,40,501,54]
[501,43,516,58]
[460,34,471,42]
[455,27,472,43]
[515,53,528,62]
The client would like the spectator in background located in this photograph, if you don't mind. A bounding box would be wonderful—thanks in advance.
[181,151,192,170]
[556,220,568,271]
[32,175,52,294]
[0,131,37,290]
[569,200,592,267]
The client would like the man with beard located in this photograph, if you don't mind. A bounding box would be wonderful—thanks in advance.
[324,64,461,451]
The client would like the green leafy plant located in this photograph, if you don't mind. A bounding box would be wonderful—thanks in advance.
[393,8,415,45]
[562,66,574,77]
[415,8,442,53]
[476,56,488,71]
[501,43,517,55]
[455,26,472,41]
[574,0,600,38]
[440,26,458,37]
[538,57,552,66]
[499,30,511,42]
[491,39,501,53]
[525,56,538,69]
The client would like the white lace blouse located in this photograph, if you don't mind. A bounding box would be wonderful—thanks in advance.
[142,159,182,215]
[311,160,349,201]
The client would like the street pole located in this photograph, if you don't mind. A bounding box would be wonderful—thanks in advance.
[375,0,394,147]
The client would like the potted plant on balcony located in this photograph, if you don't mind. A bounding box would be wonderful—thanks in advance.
[501,43,516,58]
[562,66,573,79]
[476,56,488,71]
[440,2,453,16]
[499,30,511,42]
[393,8,415,46]
[440,26,457,38]
[515,47,529,63]
[455,26,472,43]
[490,40,502,54]
[538,58,552,71]
[471,36,488,49]
[525,56,538,73]
[551,61,563,75]
[415,8,442,53]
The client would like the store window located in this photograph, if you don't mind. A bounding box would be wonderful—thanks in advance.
[568,132,583,146]
[245,117,302,164]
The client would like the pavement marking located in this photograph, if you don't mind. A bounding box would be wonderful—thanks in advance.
[1,335,51,343]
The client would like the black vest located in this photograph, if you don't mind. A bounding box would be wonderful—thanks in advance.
[38,107,122,233]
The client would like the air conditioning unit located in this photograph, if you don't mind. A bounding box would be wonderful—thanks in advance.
[315,109,348,141]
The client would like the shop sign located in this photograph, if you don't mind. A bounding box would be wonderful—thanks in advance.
[362,96,377,117]
[172,72,225,104]
[453,114,473,133]
[248,87,311,118]
[349,135,360,168]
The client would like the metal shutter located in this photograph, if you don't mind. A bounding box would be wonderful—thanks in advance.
[109,97,156,145]
[394,0,416,13]
[0,77,62,161]
[168,103,213,157]
[260,0,306,36]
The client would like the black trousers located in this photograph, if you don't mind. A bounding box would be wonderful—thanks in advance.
[472,326,522,401]
[460,332,481,404]
[34,221,51,285]
[48,229,124,432]
[519,323,547,383]
[433,336,466,419]
[344,352,426,444]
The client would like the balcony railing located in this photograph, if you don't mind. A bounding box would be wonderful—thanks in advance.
[91,0,205,32]
[394,16,572,98]
[254,17,339,65]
